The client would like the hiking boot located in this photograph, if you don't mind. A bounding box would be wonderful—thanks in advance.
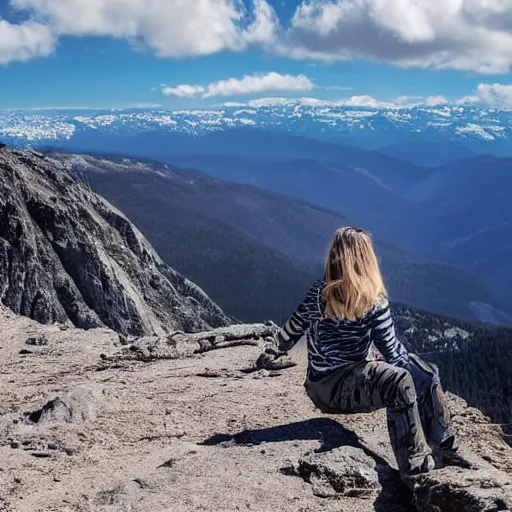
[400,454,435,491]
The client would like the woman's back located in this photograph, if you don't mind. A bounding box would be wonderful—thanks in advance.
[278,279,409,379]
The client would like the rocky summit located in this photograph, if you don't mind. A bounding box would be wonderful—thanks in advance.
[0,145,511,512]
[0,147,230,336]
[0,308,511,512]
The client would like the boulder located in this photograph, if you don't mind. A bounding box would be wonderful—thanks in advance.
[281,446,380,498]
[413,468,511,512]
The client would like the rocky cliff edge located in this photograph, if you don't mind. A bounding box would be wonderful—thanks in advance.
[0,308,510,512]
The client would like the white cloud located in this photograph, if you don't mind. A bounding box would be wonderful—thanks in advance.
[394,95,424,106]
[476,83,512,107]
[222,94,465,109]
[2,0,278,64]
[247,97,292,107]
[162,84,206,99]
[166,84,512,109]
[5,0,512,78]
[332,95,448,108]
[425,95,449,106]
[336,95,395,108]
[162,72,314,99]
[203,72,314,98]
[0,19,55,64]
[455,95,481,105]
[243,0,279,44]
[281,0,512,73]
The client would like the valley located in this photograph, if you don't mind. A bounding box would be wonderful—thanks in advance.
[3,105,511,319]
[53,152,500,325]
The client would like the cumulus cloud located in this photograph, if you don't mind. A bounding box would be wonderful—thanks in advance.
[233,87,512,109]
[5,0,512,79]
[243,0,279,44]
[204,72,314,98]
[0,19,55,64]
[476,83,512,107]
[337,95,394,108]
[161,84,207,99]
[425,95,449,106]
[281,0,512,73]
[162,72,314,99]
[456,95,481,105]
[1,0,278,64]
[332,94,451,108]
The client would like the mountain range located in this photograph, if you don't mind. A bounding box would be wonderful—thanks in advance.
[162,150,511,315]
[49,152,504,325]
[2,102,512,156]
[2,103,510,322]
[1,146,511,426]
[0,143,511,512]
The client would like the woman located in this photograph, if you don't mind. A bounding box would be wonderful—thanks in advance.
[262,227,458,485]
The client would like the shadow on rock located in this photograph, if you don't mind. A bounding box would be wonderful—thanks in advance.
[201,417,361,452]
[202,418,412,511]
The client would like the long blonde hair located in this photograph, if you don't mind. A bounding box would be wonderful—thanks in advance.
[323,227,387,321]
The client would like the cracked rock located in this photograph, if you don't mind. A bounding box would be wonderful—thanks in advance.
[281,447,380,498]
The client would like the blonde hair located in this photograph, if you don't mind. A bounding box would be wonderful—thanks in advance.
[323,227,387,321]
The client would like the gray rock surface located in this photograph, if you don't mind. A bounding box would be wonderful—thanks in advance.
[0,148,231,336]
[413,469,511,512]
[0,310,510,512]
[282,446,380,498]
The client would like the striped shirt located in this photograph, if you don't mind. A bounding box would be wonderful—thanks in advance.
[277,280,410,377]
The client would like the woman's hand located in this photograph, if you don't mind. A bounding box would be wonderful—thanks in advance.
[255,338,295,371]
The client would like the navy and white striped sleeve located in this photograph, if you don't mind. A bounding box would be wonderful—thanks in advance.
[370,300,410,366]
[277,281,323,352]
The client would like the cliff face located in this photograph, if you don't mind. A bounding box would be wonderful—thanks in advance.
[0,148,230,336]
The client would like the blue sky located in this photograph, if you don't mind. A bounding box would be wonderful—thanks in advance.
[1,0,512,109]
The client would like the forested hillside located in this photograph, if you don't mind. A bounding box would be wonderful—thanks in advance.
[393,303,512,429]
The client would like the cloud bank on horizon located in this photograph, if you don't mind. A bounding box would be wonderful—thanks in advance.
[160,73,512,108]
[2,0,512,107]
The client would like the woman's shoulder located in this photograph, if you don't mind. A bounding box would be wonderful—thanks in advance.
[301,280,326,316]
[305,279,325,297]
[312,278,325,290]
[368,296,391,317]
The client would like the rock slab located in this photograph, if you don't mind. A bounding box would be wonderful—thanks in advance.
[414,469,511,512]
[282,446,380,498]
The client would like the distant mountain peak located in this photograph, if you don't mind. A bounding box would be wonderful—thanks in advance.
[1,104,512,151]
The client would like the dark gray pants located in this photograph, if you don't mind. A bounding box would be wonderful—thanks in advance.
[304,354,454,474]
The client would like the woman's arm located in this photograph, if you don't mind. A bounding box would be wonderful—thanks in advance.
[276,281,324,352]
[370,300,410,367]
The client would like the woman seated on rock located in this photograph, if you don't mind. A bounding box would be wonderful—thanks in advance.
[261,227,459,486]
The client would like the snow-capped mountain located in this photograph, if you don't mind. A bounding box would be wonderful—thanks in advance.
[2,99,512,153]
